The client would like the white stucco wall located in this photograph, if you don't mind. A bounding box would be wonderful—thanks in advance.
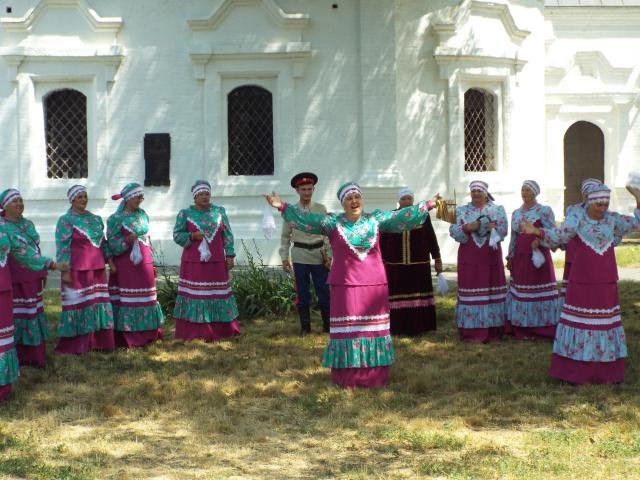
[544,6,640,216]
[0,0,638,267]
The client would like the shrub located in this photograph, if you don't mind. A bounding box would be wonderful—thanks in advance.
[153,240,295,320]
[231,240,295,319]
[153,247,178,317]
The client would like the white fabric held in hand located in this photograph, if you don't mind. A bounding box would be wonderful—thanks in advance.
[262,204,277,240]
[531,248,546,268]
[436,273,449,295]
[198,237,212,262]
[130,240,143,265]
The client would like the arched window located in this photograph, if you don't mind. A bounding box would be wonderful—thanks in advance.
[464,88,496,172]
[44,89,88,179]
[227,85,274,176]
[563,121,604,210]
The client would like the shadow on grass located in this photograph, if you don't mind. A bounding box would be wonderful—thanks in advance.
[2,282,640,478]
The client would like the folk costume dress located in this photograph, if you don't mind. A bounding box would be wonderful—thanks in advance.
[4,216,50,367]
[449,201,508,342]
[280,199,433,388]
[380,214,441,336]
[172,204,240,341]
[539,203,640,384]
[560,202,585,303]
[506,203,559,339]
[55,208,115,354]
[106,204,164,348]
[0,220,55,398]
[561,179,603,303]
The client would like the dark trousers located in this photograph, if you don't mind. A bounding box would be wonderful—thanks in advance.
[293,263,330,309]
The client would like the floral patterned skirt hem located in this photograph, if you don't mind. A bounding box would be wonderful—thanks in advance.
[0,349,20,386]
[115,329,163,349]
[54,329,116,355]
[16,343,46,368]
[114,303,165,332]
[505,295,559,328]
[58,302,114,337]
[174,319,240,342]
[552,321,626,362]
[454,302,506,329]
[330,366,390,389]
[13,314,50,346]
[173,296,239,324]
[321,335,395,369]
[550,353,624,384]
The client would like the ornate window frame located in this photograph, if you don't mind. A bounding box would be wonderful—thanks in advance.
[0,0,123,200]
[187,0,310,196]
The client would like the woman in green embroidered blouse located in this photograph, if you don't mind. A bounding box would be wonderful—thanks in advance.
[106,183,164,348]
[55,185,115,355]
[172,180,240,341]
[0,212,66,398]
[265,182,438,388]
[1,188,68,368]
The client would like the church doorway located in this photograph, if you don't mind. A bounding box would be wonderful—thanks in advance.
[563,121,604,211]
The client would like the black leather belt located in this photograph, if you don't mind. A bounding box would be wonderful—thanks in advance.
[293,241,324,250]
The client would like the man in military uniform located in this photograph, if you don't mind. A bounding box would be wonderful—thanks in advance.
[280,172,331,336]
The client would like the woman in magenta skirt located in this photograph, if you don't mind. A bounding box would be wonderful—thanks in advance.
[265,182,438,389]
[0,189,65,367]
[523,184,640,384]
[560,178,602,302]
[505,180,559,339]
[106,183,164,348]
[172,180,240,341]
[449,181,508,342]
[55,185,115,354]
[0,212,66,397]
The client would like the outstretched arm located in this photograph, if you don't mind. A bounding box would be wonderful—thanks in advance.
[265,191,335,235]
[376,199,435,233]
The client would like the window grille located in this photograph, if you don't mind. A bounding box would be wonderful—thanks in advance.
[464,88,496,172]
[44,89,88,179]
[227,85,274,176]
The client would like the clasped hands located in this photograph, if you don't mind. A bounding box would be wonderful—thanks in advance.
[464,220,496,233]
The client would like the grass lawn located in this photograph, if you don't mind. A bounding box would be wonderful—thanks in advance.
[1,285,640,479]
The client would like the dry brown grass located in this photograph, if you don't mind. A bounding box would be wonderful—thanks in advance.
[0,285,640,479]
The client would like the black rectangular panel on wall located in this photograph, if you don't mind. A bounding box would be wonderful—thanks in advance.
[144,133,171,186]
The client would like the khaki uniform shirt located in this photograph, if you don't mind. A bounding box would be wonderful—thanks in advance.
[279,201,331,265]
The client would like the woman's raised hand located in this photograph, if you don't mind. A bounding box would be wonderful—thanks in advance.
[263,191,283,209]
[626,185,640,205]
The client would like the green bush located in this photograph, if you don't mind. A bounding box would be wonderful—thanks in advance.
[153,240,295,320]
[153,246,178,317]
[231,240,296,319]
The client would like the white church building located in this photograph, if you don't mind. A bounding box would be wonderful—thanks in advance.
[1,0,639,264]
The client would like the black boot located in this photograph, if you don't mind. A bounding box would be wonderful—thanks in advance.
[298,306,311,337]
[320,306,330,333]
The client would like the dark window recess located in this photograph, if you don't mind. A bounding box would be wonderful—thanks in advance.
[464,88,496,172]
[44,89,88,179]
[144,133,171,186]
[227,85,274,176]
